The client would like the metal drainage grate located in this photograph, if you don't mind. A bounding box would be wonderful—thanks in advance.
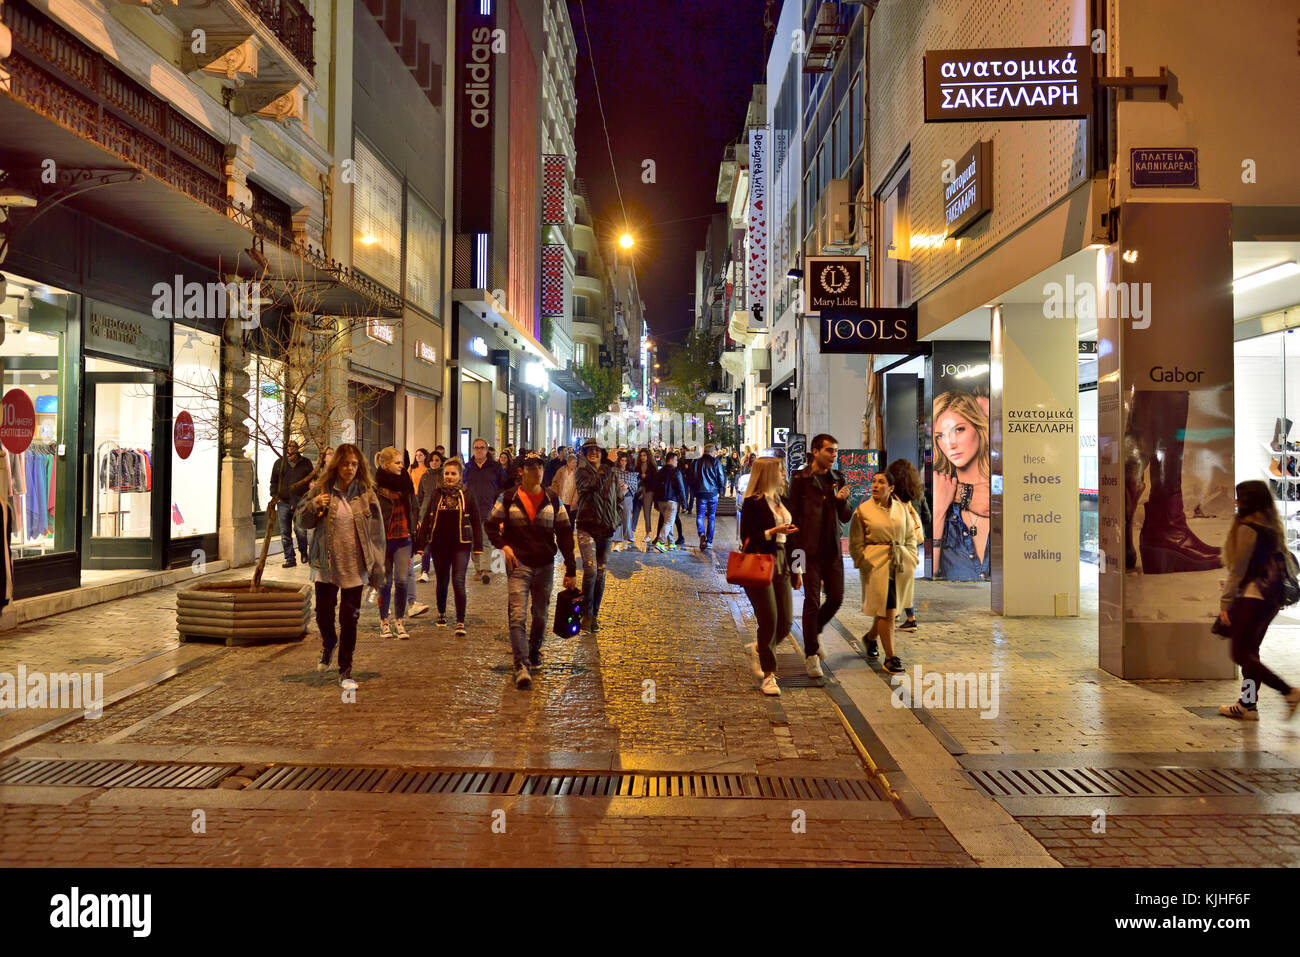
[773,653,828,689]
[965,766,1263,798]
[249,766,883,800]
[0,758,233,789]
[246,766,515,795]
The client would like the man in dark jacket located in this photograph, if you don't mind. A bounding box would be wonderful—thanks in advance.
[270,440,314,567]
[788,433,853,671]
[463,437,505,584]
[543,446,567,488]
[651,451,689,552]
[487,453,577,689]
[572,438,620,631]
[678,445,695,515]
[692,444,727,551]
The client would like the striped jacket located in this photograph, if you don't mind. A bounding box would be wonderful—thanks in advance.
[487,485,577,575]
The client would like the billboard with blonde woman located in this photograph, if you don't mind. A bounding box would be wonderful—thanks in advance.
[931,345,991,580]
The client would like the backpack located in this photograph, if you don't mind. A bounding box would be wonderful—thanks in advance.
[1244,522,1300,608]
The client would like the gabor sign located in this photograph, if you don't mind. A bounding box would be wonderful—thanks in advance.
[924,47,1092,122]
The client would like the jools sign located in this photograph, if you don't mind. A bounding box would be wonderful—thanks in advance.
[924,47,1092,123]
[819,307,918,354]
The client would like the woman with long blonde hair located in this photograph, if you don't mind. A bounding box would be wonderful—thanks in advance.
[374,446,417,640]
[1218,480,1300,720]
[932,390,990,580]
[296,443,385,690]
[739,457,803,696]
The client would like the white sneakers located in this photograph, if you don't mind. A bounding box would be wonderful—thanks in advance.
[418,572,430,582]
[760,674,781,696]
[805,655,824,678]
[379,620,393,639]
[743,642,764,679]
[393,620,410,640]
[408,601,430,618]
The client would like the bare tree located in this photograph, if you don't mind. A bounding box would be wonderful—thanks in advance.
[172,253,389,591]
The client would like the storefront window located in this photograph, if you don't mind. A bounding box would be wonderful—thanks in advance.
[171,327,220,537]
[877,163,912,308]
[1,278,76,558]
[244,355,287,511]
[87,357,155,539]
[1235,330,1300,544]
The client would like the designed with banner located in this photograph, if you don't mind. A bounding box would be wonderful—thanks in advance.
[541,245,565,317]
[1098,202,1236,679]
[805,257,866,317]
[747,128,769,315]
[819,306,918,353]
[924,46,1092,123]
[930,342,991,581]
[992,304,1079,616]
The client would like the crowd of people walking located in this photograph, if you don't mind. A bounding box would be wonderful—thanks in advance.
[272,435,937,698]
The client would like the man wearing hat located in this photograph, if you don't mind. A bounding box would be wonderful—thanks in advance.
[572,438,621,632]
[486,452,578,689]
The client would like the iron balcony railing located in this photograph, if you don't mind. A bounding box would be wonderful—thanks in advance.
[247,0,316,73]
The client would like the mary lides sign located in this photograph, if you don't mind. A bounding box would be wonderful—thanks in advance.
[805,256,865,317]
[819,307,918,354]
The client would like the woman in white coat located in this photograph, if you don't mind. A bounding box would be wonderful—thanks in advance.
[849,471,917,675]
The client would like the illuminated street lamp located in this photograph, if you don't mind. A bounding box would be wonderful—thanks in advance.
[619,232,634,249]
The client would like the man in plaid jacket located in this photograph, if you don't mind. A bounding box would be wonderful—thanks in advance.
[487,453,578,690]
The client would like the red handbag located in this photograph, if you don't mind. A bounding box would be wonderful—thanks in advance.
[726,540,775,588]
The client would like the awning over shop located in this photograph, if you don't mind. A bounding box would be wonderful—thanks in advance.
[452,288,559,370]
[549,360,595,400]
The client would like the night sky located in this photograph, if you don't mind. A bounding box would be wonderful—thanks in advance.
[567,0,771,344]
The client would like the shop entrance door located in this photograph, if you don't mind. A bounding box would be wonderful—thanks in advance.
[82,360,166,569]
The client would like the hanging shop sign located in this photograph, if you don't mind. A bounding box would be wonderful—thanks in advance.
[1129,148,1198,188]
[924,47,1092,123]
[1,389,35,454]
[414,339,437,365]
[805,256,866,317]
[455,0,496,234]
[365,319,394,345]
[468,336,489,358]
[819,307,918,354]
[945,140,993,237]
[173,410,195,460]
[747,127,770,317]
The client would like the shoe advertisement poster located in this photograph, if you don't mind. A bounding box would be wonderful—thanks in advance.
[930,342,992,581]
[1098,201,1236,678]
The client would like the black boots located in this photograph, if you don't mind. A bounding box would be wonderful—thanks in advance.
[1125,390,1222,575]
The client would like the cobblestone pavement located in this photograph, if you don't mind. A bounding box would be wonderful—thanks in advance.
[1019,815,1300,867]
[0,526,979,866]
[834,562,1300,761]
[9,537,1300,866]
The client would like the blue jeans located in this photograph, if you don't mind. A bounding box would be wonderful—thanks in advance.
[577,531,610,618]
[277,501,308,563]
[695,495,718,545]
[507,562,554,668]
[379,537,411,619]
